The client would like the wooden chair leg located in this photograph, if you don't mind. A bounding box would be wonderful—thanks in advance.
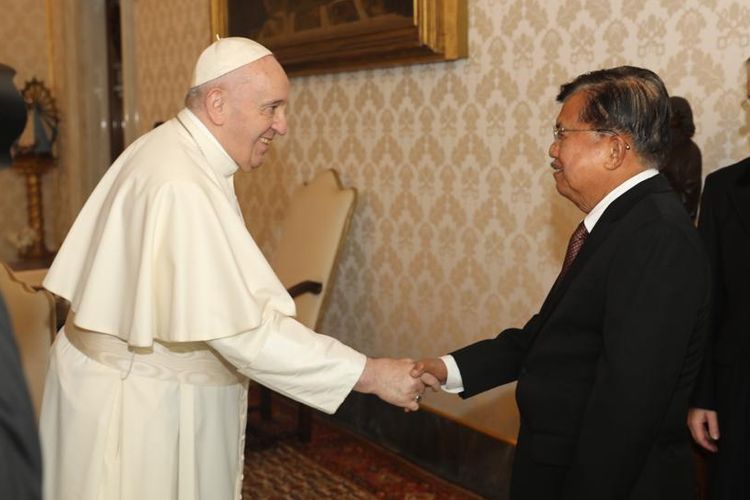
[250,385,313,444]
[297,405,311,442]
[260,386,272,421]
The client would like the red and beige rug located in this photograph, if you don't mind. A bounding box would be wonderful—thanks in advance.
[243,396,481,499]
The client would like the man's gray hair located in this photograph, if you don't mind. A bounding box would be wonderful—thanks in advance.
[557,66,671,169]
[183,68,254,110]
[184,85,204,110]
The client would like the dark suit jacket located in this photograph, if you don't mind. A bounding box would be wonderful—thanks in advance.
[691,157,750,499]
[0,295,42,500]
[452,175,710,500]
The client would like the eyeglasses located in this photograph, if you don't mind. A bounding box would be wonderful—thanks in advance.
[552,125,631,150]
[553,125,614,141]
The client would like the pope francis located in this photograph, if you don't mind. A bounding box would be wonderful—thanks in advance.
[39,37,427,500]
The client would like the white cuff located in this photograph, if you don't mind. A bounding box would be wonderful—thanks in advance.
[209,313,365,414]
[440,354,464,393]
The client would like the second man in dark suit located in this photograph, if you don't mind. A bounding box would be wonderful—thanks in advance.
[688,56,750,500]
[415,66,711,499]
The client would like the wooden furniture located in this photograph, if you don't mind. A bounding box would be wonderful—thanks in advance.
[7,264,67,332]
[12,77,59,261]
[12,153,55,260]
[249,169,356,443]
[0,262,56,419]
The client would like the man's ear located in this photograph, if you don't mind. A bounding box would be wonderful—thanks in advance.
[604,135,630,171]
[204,88,226,125]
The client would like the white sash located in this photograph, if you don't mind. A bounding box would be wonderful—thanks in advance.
[64,313,243,386]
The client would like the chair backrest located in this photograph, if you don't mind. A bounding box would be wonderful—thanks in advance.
[0,263,56,419]
[271,169,356,330]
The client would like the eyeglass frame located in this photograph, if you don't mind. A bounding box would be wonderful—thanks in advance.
[552,125,631,150]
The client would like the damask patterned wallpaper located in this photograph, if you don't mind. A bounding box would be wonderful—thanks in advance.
[131,0,211,137]
[232,0,750,439]
[2,0,748,440]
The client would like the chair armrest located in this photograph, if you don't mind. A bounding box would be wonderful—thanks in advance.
[287,280,322,298]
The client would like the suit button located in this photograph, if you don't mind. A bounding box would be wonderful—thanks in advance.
[520,367,527,375]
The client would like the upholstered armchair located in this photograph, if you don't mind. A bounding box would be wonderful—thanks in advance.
[250,169,356,442]
[0,263,56,419]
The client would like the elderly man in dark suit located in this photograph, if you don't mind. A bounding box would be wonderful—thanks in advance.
[688,56,750,500]
[415,66,710,499]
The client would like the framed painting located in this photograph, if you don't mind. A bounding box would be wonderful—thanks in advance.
[210,0,468,76]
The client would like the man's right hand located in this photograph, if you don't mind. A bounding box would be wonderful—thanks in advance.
[411,358,447,390]
[355,358,425,411]
[687,407,719,452]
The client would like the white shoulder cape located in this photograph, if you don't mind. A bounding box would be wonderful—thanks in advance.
[44,109,295,346]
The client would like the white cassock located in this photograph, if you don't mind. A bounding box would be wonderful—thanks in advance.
[39,109,366,500]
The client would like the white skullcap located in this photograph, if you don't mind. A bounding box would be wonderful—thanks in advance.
[191,37,272,88]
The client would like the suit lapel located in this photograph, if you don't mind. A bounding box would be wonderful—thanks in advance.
[537,175,671,326]
[728,162,750,236]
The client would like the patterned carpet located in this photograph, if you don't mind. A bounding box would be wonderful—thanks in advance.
[244,441,372,498]
[243,393,481,499]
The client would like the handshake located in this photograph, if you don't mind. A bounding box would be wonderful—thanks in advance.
[355,357,449,411]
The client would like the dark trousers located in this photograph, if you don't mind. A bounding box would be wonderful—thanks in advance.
[707,363,750,500]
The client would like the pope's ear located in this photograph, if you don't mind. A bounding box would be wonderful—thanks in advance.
[204,88,226,125]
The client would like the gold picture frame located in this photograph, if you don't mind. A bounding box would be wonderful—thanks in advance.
[210,0,467,77]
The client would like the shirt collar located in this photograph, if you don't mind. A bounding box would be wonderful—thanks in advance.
[583,168,659,232]
[177,108,238,178]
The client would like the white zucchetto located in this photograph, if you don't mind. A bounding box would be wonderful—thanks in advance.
[191,37,272,88]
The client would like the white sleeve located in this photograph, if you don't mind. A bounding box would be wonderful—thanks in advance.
[208,311,366,414]
[440,354,465,393]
